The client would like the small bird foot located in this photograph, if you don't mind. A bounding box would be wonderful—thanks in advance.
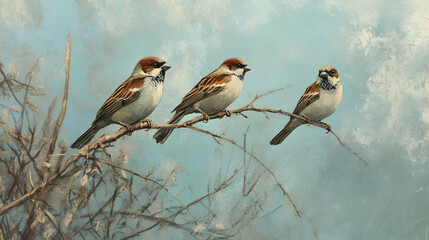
[301,114,311,124]
[196,107,210,123]
[321,122,331,133]
[115,121,133,135]
[202,113,210,122]
[141,119,153,131]
[224,109,232,117]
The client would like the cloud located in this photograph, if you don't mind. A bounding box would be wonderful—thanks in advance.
[326,0,429,164]
[324,0,382,26]
[75,0,137,38]
[282,0,310,10]
[140,0,281,123]
[0,0,43,29]
[72,0,281,100]
[3,0,429,238]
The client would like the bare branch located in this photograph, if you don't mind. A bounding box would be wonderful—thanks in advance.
[74,105,351,154]
[329,131,368,166]
[187,125,302,217]
[87,156,197,225]
[0,37,72,216]
[1,42,366,239]
[119,222,160,240]
[43,36,71,165]
[89,156,151,181]
[245,87,288,107]
[1,88,366,216]
[0,65,23,107]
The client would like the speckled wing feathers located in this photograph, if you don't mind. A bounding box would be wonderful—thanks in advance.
[93,77,144,123]
[172,74,231,112]
[292,82,320,115]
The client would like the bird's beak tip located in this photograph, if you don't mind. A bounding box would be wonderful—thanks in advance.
[319,72,328,78]
[162,64,171,71]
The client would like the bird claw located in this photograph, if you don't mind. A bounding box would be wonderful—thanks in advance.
[202,113,210,123]
[301,114,311,124]
[115,121,133,135]
[125,126,132,136]
[224,109,232,117]
[196,107,210,123]
[321,122,331,133]
[141,119,153,131]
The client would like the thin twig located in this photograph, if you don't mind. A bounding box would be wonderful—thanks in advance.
[330,131,368,166]
[88,156,197,226]
[0,85,365,219]
[187,125,302,217]
[119,222,160,240]
[89,157,150,180]
[243,128,247,196]
[43,36,71,165]
[170,168,241,219]
[246,87,286,107]
[0,64,23,107]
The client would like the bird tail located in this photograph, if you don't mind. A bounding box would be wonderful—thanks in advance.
[270,119,302,145]
[153,111,185,144]
[71,125,99,149]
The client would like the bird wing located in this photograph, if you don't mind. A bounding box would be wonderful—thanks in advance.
[172,74,231,112]
[93,77,145,123]
[292,82,320,115]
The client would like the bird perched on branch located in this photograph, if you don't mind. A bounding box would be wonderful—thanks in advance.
[153,57,251,144]
[71,56,171,149]
[270,65,342,145]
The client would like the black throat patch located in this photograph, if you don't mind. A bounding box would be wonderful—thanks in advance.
[235,73,244,81]
[151,70,165,86]
[319,78,336,90]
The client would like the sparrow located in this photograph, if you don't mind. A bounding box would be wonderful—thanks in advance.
[270,65,342,145]
[153,57,251,144]
[71,56,171,149]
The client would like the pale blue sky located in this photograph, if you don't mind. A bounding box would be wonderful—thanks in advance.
[1,0,429,239]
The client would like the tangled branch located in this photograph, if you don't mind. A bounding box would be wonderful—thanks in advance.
[0,37,368,239]
[0,86,367,218]
[75,92,367,166]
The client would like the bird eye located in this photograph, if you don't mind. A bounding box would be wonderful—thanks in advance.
[238,64,246,68]
[152,62,164,68]
[331,70,335,74]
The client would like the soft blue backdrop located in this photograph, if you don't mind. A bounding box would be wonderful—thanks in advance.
[1,0,429,239]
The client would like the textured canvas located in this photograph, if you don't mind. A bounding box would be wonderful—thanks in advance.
[0,1,428,239]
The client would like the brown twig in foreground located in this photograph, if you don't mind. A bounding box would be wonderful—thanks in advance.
[0,65,23,107]
[330,131,368,166]
[187,125,302,217]
[0,93,365,218]
[1,43,283,238]
[43,36,71,165]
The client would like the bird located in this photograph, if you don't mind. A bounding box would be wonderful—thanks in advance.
[270,65,342,145]
[153,57,251,144]
[71,56,171,149]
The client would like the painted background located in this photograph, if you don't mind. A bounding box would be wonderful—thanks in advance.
[1,0,429,239]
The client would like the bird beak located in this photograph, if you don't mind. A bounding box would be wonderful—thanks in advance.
[244,66,251,72]
[161,64,171,71]
[319,71,328,78]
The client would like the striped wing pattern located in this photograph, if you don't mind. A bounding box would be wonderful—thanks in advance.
[93,77,145,123]
[172,74,231,112]
[292,82,320,115]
